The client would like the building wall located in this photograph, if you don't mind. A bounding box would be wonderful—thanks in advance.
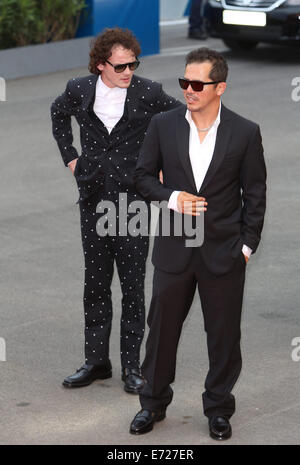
[160,0,189,21]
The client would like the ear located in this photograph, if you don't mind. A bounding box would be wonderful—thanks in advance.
[97,62,105,73]
[216,82,227,96]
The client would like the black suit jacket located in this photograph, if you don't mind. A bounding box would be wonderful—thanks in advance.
[134,104,267,275]
[51,74,182,202]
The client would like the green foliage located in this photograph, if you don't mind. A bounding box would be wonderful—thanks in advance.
[0,0,87,50]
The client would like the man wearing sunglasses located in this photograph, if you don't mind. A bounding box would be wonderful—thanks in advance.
[51,28,181,395]
[130,48,266,439]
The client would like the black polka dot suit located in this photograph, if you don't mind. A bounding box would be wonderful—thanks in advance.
[51,74,182,368]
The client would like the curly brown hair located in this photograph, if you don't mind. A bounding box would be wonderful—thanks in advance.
[89,28,141,75]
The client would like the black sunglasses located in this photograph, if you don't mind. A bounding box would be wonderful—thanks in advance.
[179,78,221,92]
[106,59,140,73]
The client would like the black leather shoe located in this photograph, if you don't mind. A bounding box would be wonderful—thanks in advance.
[62,363,112,388]
[130,409,166,435]
[209,416,232,441]
[122,368,144,394]
[188,28,207,40]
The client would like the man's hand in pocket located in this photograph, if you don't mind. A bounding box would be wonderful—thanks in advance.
[68,158,78,175]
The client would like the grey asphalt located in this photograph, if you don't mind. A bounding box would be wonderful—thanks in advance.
[1,24,300,446]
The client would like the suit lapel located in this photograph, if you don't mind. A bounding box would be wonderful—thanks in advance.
[83,75,109,136]
[125,75,140,121]
[176,107,197,192]
[82,74,98,111]
[199,104,232,193]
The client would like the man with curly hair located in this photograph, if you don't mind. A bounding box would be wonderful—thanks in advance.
[51,28,181,394]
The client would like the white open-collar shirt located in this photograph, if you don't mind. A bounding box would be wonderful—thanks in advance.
[168,103,252,258]
[93,76,127,133]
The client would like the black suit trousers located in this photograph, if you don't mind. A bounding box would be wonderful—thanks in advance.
[139,247,246,418]
[79,191,149,368]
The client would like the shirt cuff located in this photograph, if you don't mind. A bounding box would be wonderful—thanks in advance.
[242,244,252,259]
[168,191,181,212]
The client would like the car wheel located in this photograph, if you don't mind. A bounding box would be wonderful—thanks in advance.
[222,38,258,51]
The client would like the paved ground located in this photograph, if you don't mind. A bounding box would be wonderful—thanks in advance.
[1,25,300,445]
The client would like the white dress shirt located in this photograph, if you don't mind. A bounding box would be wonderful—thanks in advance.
[167,103,252,259]
[68,76,127,167]
[93,76,127,133]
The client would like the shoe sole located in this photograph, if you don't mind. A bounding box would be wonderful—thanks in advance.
[122,374,144,395]
[62,371,112,388]
[209,429,232,441]
[129,412,166,435]
[123,384,143,395]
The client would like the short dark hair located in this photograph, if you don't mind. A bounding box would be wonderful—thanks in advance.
[89,27,141,75]
[185,48,228,82]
